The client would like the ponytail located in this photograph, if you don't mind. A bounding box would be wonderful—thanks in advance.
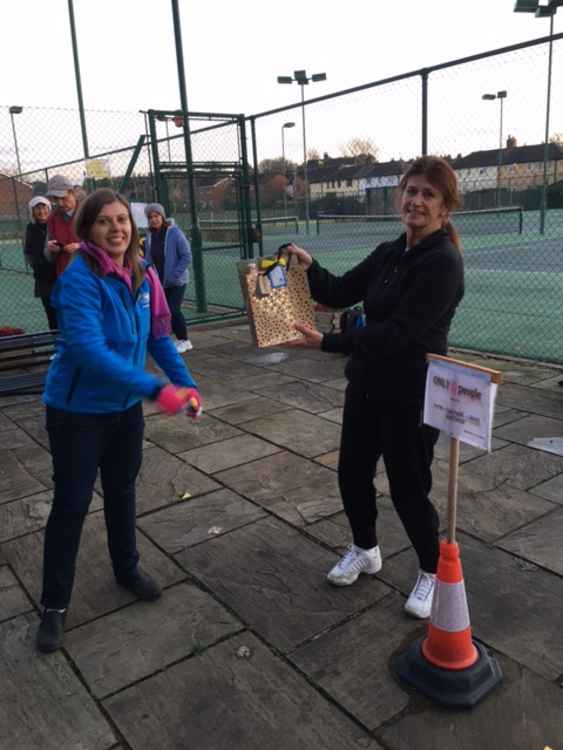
[444,220,462,255]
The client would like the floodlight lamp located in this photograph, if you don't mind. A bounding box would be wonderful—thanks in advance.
[311,73,327,82]
[9,106,23,114]
[277,76,293,84]
[535,4,556,15]
[293,70,308,84]
[482,94,496,100]
[513,0,539,11]
[497,90,508,98]
[283,122,296,129]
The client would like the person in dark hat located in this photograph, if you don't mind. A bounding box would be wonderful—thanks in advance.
[143,203,193,353]
[46,175,80,276]
[24,196,57,330]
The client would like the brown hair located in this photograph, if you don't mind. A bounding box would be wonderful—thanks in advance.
[399,156,462,251]
[74,188,145,291]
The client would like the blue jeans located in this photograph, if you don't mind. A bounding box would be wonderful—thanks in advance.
[41,402,144,609]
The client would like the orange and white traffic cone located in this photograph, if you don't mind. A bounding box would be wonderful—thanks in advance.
[392,540,502,708]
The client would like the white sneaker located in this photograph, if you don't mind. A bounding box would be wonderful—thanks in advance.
[404,570,436,619]
[327,544,382,586]
[176,339,193,353]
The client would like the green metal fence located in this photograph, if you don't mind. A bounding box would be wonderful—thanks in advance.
[1,33,563,364]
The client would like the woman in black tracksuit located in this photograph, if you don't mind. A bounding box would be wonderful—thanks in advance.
[288,156,464,619]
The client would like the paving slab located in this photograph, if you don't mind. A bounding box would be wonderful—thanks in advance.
[65,582,241,698]
[290,592,421,729]
[215,451,343,526]
[264,355,347,383]
[497,382,563,420]
[190,353,267,381]
[0,565,32,620]
[322,377,348,391]
[11,444,54,488]
[306,501,415,558]
[496,506,563,576]
[379,533,563,680]
[0,411,16,430]
[242,409,341,457]
[135,445,219,514]
[254,380,345,414]
[378,652,563,750]
[138,488,266,553]
[377,460,557,543]
[1,399,45,420]
[529,472,563,505]
[0,424,38,451]
[453,353,556,385]
[0,393,41,410]
[0,512,186,628]
[434,431,508,463]
[104,632,382,750]
[0,613,115,750]
[197,377,255,411]
[494,413,563,448]
[208,396,293,425]
[531,373,563,392]
[0,449,46,504]
[178,434,281,474]
[176,517,391,653]
[460,442,563,490]
[320,407,344,424]
[492,405,527,428]
[143,412,242,454]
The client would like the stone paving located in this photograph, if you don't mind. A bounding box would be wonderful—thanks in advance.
[1,321,562,749]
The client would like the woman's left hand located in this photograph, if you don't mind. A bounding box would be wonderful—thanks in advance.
[288,323,323,349]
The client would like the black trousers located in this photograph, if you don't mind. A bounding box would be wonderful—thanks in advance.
[165,284,188,340]
[41,403,144,609]
[338,387,440,573]
[40,296,58,330]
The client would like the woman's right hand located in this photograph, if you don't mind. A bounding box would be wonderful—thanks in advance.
[285,243,313,270]
[47,240,61,254]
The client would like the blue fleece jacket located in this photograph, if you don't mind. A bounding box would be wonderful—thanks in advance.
[143,221,191,287]
[44,255,196,413]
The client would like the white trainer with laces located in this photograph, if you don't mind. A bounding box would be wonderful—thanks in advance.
[176,340,193,353]
[327,544,382,586]
[404,570,436,619]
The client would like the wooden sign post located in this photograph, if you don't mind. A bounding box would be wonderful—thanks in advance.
[424,354,503,542]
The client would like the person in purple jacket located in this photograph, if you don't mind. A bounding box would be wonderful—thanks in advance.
[286,156,464,620]
[37,189,202,654]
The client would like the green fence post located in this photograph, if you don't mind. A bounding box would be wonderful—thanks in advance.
[170,0,207,313]
[421,69,429,156]
[249,117,264,256]
[239,116,254,260]
[118,135,145,194]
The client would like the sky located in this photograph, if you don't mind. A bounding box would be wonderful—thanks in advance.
[1,0,561,174]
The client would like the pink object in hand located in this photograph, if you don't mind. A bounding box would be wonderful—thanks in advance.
[156,385,189,415]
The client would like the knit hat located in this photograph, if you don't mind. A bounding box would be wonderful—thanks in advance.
[144,203,166,219]
[28,196,51,221]
[46,174,73,197]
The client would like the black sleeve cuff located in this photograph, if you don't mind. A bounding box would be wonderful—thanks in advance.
[321,332,345,353]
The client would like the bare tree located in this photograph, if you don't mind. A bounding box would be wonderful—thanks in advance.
[339,137,379,162]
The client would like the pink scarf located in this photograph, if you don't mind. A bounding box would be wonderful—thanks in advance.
[80,241,171,338]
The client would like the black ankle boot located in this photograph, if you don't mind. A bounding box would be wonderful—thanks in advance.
[116,569,161,601]
[36,609,66,653]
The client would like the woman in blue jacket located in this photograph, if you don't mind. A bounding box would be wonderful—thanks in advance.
[143,203,193,353]
[37,189,202,653]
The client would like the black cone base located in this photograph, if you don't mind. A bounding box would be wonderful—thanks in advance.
[392,637,503,708]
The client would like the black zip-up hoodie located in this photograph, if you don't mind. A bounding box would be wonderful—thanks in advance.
[307,228,464,404]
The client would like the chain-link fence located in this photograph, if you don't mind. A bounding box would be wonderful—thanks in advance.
[249,34,563,364]
[1,34,563,363]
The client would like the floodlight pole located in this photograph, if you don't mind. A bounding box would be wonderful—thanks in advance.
[281,122,295,216]
[540,11,554,234]
[170,0,206,312]
[8,107,22,175]
[67,0,89,160]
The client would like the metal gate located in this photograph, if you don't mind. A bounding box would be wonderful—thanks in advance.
[147,109,256,325]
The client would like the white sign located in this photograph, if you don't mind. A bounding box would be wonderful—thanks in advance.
[130,202,148,229]
[423,359,498,451]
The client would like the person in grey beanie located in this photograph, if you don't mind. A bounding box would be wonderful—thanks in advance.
[24,196,58,330]
[143,203,193,352]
